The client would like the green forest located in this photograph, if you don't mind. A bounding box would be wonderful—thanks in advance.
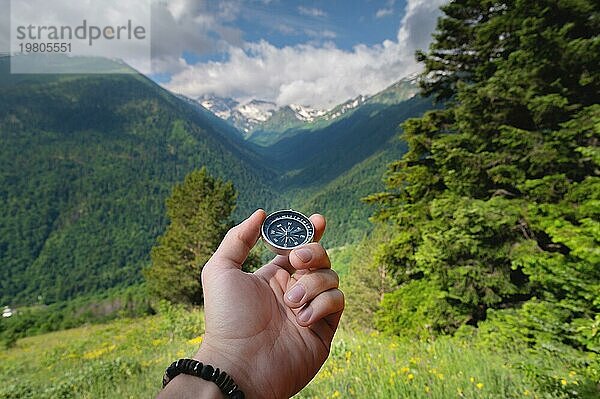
[1,0,599,397]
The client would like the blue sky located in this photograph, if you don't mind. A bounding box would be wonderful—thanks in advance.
[222,1,403,54]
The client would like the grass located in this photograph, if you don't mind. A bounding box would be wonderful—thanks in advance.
[1,306,594,399]
[299,330,572,399]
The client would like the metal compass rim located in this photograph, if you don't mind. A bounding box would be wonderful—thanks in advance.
[261,209,315,253]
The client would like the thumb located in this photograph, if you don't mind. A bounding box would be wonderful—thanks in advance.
[204,209,266,273]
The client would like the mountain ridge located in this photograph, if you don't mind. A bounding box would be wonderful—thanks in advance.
[198,76,419,145]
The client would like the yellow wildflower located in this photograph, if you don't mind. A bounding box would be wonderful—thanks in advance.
[187,336,203,345]
[408,373,414,380]
[476,382,484,389]
[82,344,116,360]
[560,379,567,386]
[345,351,352,362]
[470,377,475,383]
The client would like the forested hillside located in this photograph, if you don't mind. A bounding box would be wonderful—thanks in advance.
[0,57,281,306]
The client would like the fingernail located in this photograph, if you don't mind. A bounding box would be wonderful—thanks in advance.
[294,248,312,263]
[298,306,312,323]
[286,284,305,303]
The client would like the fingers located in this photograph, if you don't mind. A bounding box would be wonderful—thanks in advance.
[289,242,331,271]
[284,265,343,329]
[204,209,266,273]
[268,238,330,276]
[309,214,326,243]
[295,289,345,328]
[284,269,339,309]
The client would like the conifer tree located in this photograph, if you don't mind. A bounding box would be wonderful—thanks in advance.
[368,0,599,351]
[144,168,237,305]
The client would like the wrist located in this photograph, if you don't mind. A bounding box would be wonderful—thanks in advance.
[158,374,224,399]
[194,344,259,399]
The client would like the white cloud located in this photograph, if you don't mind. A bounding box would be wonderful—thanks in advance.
[397,0,445,55]
[376,8,394,18]
[165,0,446,108]
[150,1,244,74]
[298,6,327,18]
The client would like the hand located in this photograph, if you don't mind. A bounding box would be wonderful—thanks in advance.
[197,209,344,399]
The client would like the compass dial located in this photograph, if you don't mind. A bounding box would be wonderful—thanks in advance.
[261,210,315,255]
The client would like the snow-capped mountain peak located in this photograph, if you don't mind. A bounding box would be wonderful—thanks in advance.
[236,100,277,123]
[288,104,328,122]
[323,94,369,120]
[199,95,330,134]
[198,76,418,137]
[199,96,239,120]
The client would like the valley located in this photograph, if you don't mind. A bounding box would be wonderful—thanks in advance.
[0,55,430,307]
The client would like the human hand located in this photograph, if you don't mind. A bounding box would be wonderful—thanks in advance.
[196,209,344,399]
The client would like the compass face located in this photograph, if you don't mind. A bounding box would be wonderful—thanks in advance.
[261,210,315,254]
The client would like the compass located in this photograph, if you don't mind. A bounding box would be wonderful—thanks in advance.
[261,210,315,255]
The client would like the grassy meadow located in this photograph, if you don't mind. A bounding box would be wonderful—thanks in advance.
[1,305,594,399]
[1,248,598,398]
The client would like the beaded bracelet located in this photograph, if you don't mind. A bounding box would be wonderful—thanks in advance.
[162,358,245,399]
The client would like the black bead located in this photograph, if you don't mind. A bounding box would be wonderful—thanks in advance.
[166,366,177,379]
[230,390,245,399]
[200,364,214,380]
[225,383,238,395]
[193,361,203,375]
[216,371,227,386]
[220,375,232,390]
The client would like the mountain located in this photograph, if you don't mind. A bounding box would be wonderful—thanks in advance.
[252,78,429,246]
[243,78,419,146]
[200,95,332,140]
[0,56,282,306]
[0,55,432,307]
[254,78,426,188]
[200,96,322,135]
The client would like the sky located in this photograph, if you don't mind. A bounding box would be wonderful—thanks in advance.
[1,0,447,109]
[156,0,446,108]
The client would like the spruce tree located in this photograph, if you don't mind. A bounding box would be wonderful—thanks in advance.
[368,0,599,352]
[144,168,237,305]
